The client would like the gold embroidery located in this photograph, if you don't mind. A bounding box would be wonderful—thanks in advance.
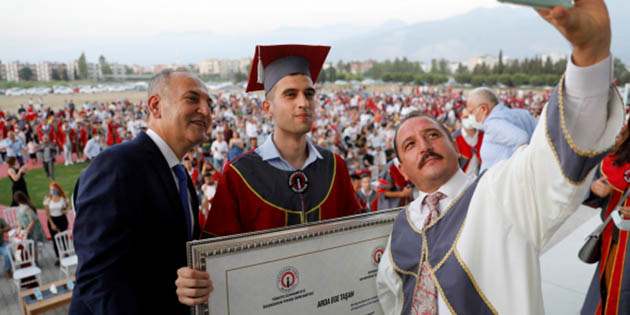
[453,248,498,314]
[557,76,619,157]
[405,185,469,235]
[429,263,457,314]
[389,234,420,278]
[229,154,337,213]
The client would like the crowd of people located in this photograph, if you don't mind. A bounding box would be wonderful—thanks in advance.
[2,2,628,314]
[0,85,551,211]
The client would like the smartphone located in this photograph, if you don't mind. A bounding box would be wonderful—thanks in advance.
[34,288,43,301]
[498,0,574,9]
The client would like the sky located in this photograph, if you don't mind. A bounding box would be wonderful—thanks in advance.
[0,0,500,63]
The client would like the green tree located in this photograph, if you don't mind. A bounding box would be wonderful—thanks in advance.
[78,52,88,80]
[498,73,513,86]
[507,59,520,74]
[51,68,61,80]
[471,75,485,87]
[543,57,554,74]
[496,50,504,74]
[126,67,135,75]
[99,55,113,75]
[19,67,34,81]
[553,58,567,75]
[454,73,472,84]
[456,63,469,74]
[233,71,247,83]
[430,59,439,73]
[61,68,69,81]
[438,59,449,75]
[530,75,545,87]
[473,62,490,75]
[512,73,530,86]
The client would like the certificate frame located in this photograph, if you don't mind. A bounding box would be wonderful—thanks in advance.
[186,207,402,315]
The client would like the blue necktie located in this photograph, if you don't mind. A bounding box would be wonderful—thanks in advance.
[173,164,192,240]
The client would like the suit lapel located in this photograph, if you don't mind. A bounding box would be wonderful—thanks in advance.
[136,132,190,241]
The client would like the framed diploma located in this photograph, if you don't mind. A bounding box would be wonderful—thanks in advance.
[187,208,402,315]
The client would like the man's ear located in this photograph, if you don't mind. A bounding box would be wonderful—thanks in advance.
[262,99,272,117]
[147,95,161,119]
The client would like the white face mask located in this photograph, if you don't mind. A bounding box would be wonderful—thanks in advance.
[462,116,482,130]
[94,136,100,141]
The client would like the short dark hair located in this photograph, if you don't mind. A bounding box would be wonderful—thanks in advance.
[393,111,453,161]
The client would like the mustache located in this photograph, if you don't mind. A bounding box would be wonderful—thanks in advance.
[418,151,443,169]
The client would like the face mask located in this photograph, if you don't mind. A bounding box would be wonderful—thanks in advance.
[50,190,58,196]
[461,116,476,130]
[94,136,100,141]
[462,116,482,130]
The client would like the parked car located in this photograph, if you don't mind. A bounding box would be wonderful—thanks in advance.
[5,87,26,96]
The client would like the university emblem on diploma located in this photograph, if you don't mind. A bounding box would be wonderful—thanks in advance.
[372,247,384,265]
[277,266,299,292]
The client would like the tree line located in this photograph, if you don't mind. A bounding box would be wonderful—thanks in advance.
[318,51,630,87]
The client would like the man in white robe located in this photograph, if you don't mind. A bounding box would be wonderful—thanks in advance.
[376,2,623,314]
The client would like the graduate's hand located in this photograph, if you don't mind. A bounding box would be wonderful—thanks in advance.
[535,0,610,67]
[619,206,630,218]
[175,267,214,306]
[591,177,612,198]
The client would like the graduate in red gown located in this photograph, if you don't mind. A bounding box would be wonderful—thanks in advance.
[583,122,630,315]
[452,108,484,176]
[204,44,361,237]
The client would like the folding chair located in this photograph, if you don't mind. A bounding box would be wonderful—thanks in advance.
[2,207,19,228]
[8,240,42,303]
[54,230,78,277]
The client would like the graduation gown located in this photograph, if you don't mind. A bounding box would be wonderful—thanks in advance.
[204,146,361,236]
[582,155,630,315]
[453,129,484,174]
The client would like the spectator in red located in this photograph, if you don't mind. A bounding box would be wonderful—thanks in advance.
[106,117,121,147]
[183,157,198,188]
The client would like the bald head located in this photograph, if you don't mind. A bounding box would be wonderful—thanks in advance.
[468,87,499,108]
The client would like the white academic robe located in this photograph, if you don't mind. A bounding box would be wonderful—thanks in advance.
[376,55,623,315]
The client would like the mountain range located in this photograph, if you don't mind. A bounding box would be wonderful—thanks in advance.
[6,2,629,65]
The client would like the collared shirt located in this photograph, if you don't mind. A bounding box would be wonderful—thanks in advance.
[83,138,101,159]
[146,129,194,233]
[4,137,24,157]
[254,134,323,171]
[408,169,475,232]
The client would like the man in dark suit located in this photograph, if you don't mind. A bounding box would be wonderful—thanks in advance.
[70,70,213,314]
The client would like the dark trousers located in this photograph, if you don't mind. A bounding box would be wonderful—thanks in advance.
[48,215,69,259]
[43,160,55,179]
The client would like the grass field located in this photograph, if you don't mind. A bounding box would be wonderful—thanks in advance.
[0,162,88,208]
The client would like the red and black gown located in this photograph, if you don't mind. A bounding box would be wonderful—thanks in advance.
[203,147,361,236]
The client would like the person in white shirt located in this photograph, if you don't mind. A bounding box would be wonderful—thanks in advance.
[210,133,228,170]
[377,3,622,314]
[43,181,70,265]
[83,132,102,161]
